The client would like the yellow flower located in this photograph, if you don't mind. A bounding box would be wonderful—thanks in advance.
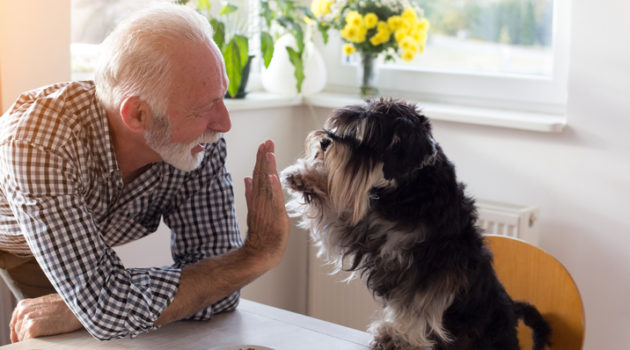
[399,36,418,52]
[387,16,403,31]
[310,0,333,17]
[377,21,389,34]
[417,18,430,32]
[400,19,413,34]
[412,29,427,43]
[402,7,418,22]
[346,11,363,27]
[341,25,357,41]
[401,50,415,61]
[370,33,386,46]
[359,24,368,42]
[394,29,406,43]
[343,43,355,55]
[364,13,378,29]
[342,24,366,43]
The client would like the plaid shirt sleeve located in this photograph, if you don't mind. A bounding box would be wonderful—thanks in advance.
[0,85,176,340]
[163,138,243,321]
[0,139,181,340]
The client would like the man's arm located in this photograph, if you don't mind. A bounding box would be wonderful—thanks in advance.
[8,140,290,341]
[155,140,290,325]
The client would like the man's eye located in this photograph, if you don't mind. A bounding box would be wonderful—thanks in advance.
[320,138,332,152]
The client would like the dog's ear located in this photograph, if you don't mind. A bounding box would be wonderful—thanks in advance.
[381,110,437,180]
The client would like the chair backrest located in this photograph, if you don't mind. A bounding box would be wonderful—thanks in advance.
[485,234,585,350]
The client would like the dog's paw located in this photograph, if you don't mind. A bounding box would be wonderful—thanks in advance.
[371,335,395,350]
[371,325,429,350]
[283,172,307,192]
[371,329,408,350]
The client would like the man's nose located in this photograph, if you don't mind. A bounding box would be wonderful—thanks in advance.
[209,100,231,133]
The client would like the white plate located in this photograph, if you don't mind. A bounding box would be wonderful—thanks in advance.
[208,345,274,350]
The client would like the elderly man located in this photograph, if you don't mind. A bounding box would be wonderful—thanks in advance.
[0,3,289,342]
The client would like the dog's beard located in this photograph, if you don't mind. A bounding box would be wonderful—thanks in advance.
[281,130,391,267]
[145,114,220,172]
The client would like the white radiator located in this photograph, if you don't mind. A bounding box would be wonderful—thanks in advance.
[476,199,539,243]
[306,200,540,331]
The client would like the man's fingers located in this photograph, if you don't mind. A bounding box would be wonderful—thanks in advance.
[268,174,285,206]
[253,140,272,177]
[250,141,279,199]
[244,177,253,207]
[17,318,31,342]
[10,301,25,343]
[264,152,278,176]
[10,324,17,343]
[7,293,82,343]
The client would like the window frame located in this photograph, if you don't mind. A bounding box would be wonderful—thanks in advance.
[318,0,571,116]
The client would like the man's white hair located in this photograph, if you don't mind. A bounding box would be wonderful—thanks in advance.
[94,3,215,116]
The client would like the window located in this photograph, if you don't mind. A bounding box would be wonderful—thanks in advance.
[71,0,570,117]
[323,0,570,114]
[71,0,168,80]
[403,0,555,77]
[70,0,255,81]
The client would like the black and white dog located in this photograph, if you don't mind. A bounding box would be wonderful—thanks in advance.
[281,98,551,350]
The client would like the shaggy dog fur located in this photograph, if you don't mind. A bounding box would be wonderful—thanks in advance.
[281,98,551,350]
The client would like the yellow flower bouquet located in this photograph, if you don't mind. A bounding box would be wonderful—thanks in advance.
[311,0,429,96]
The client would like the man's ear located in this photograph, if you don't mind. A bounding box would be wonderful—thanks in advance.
[120,96,152,132]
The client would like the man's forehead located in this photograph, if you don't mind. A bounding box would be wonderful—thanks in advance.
[168,42,226,103]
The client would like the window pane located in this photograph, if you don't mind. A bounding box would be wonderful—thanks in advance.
[70,0,254,81]
[71,0,168,80]
[390,0,555,77]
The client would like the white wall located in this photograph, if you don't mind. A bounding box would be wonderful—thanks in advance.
[223,107,310,313]
[0,1,71,112]
[0,1,71,345]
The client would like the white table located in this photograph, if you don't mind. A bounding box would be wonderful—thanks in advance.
[1,299,372,349]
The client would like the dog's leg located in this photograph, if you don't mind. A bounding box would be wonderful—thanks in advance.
[370,319,433,350]
[370,320,403,350]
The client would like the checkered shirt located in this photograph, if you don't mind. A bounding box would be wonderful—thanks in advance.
[0,81,243,340]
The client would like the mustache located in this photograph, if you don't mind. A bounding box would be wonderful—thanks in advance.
[195,131,220,145]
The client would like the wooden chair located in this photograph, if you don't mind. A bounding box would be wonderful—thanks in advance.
[485,234,585,350]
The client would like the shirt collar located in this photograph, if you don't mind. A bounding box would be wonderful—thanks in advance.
[90,83,124,189]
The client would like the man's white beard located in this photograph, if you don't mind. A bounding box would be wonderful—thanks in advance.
[145,115,220,172]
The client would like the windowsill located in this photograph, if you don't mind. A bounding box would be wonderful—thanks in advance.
[225,92,302,111]
[226,91,567,133]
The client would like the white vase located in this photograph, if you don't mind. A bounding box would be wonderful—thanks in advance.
[261,34,327,96]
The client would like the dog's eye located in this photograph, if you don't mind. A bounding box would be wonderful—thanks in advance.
[320,138,332,152]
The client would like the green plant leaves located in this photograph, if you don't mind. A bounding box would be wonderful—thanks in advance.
[233,34,249,69]
[260,33,274,68]
[224,35,249,98]
[220,3,238,16]
[210,18,225,50]
[317,22,329,44]
[196,0,211,11]
[260,1,275,28]
[286,47,304,93]
[276,17,304,53]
